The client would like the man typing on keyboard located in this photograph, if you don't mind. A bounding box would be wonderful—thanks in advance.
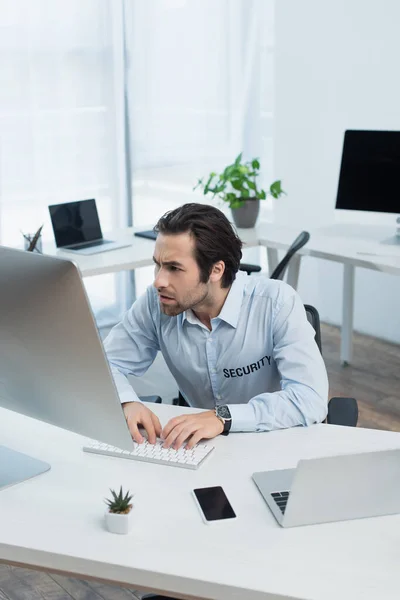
[104,203,328,450]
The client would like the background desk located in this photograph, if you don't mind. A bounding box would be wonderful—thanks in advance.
[45,223,400,364]
[1,403,400,600]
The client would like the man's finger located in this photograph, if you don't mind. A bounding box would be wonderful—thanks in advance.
[173,425,198,450]
[150,412,162,437]
[163,423,187,449]
[140,414,157,444]
[129,421,144,444]
[161,415,189,440]
[186,430,204,449]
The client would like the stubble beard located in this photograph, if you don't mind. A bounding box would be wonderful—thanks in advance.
[159,285,210,317]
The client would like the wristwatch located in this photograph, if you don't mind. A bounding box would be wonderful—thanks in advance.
[215,405,232,436]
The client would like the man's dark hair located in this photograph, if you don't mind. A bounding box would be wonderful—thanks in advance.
[154,203,243,288]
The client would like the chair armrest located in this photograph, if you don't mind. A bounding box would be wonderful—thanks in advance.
[239,263,262,275]
[327,397,358,427]
[139,395,162,404]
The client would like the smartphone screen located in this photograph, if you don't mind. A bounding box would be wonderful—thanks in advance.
[193,486,236,522]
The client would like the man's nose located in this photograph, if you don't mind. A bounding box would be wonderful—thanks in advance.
[153,268,169,289]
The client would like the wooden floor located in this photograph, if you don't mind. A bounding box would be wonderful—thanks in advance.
[1,324,399,600]
[323,323,400,431]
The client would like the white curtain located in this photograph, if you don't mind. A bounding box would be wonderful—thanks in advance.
[0,0,275,318]
[125,0,275,294]
[0,0,131,322]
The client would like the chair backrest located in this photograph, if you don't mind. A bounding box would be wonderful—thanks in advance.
[304,303,322,353]
[270,231,310,280]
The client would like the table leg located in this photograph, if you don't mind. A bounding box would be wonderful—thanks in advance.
[341,264,355,366]
[267,247,279,276]
[286,255,301,290]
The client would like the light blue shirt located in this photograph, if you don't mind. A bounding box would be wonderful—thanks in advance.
[104,272,328,432]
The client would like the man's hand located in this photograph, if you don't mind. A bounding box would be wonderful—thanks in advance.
[161,411,224,450]
[122,401,162,444]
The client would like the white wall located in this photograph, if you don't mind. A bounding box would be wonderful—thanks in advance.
[274,0,400,344]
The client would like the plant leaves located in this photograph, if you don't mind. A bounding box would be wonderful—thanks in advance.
[234,152,243,166]
[231,179,243,191]
[270,180,285,198]
[251,158,260,170]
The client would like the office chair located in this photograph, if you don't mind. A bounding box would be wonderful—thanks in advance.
[304,304,358,427]
[239,230,310,280]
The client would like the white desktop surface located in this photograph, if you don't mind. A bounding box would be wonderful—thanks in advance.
[43,223,400,366]
[1,403,400,600]
[45,223,400,278]
[44,228,156,278]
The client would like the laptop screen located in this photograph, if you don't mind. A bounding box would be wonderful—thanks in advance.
[49,199,103,248]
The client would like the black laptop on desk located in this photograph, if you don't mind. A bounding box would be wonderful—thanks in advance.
[48,199,131,255]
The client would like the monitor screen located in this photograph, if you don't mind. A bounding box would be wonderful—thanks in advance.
[336,130,400,214]
[48,199,102,247]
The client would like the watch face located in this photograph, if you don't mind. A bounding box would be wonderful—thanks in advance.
[217,405,231,420]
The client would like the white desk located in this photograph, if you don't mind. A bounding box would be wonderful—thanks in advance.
[46,223,400,364]
[1,403,400,600]
[240,223,400,365]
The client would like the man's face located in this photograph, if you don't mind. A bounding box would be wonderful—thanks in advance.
[153,232,210,316]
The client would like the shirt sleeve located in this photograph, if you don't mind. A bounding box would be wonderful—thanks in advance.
[227,289,329,432]
[103,287,160,405]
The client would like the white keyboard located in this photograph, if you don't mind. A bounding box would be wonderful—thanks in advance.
[83,438,214,470]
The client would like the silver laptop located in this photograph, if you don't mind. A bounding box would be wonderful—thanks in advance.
[253,448,400,527]
[48,198,131,255]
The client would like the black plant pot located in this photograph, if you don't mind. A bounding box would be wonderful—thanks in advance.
[231,198,260,228]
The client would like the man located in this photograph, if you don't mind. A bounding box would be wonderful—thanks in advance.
[104,203,328,450]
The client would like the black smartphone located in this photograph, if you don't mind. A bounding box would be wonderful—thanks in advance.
[193,486,237,524]
[134,230,157,241]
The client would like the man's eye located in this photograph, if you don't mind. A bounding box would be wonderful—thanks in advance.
[169,266,179,272]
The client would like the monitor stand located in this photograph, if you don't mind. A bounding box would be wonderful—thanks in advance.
[381,216,400,245]
[0,445,51,491]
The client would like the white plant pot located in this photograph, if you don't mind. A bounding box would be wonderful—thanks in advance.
[105,506,134,535]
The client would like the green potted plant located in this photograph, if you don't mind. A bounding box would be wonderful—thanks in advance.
[194,153,284,228]
[104,486,134,534]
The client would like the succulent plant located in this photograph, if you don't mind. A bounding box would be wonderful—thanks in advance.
[105,486,133,514]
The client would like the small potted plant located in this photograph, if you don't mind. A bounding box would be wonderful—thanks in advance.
[104,486,134,534]
[194,153,284,228]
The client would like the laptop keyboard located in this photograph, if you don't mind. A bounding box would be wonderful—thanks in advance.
[271,491,290,514]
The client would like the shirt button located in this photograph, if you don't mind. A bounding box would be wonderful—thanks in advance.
[211,368,217,374]
[216,394,221,400]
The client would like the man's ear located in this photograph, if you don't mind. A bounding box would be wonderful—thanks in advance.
[209,261,225,284]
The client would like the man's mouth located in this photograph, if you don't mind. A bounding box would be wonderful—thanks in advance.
[159,294,175,304]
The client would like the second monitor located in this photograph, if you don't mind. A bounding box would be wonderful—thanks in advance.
[336,130,400,244]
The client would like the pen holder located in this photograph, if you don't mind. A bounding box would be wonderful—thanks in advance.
[23,233,42,253]
[22,225,44,253]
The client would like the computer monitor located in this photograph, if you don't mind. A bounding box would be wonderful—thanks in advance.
[336,130,400,243]
[0,246,134,490]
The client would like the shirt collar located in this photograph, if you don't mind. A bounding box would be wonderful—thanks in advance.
[182,271,246,329]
